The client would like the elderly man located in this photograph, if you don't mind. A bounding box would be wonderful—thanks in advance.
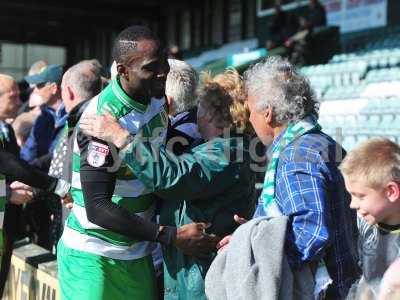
[165,59,200,154]
[21,64,67,164]
[43,59,103,252]
[0,74,21,122]
[242,57,359,298]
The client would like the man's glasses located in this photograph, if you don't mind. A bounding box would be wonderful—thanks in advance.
[34,82,47,89]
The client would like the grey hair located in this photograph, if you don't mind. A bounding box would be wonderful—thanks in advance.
[165,59,198,115]
[62,59,102,100]
[244,56,319,124]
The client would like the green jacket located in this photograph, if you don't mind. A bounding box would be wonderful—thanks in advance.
[121,134,257,300]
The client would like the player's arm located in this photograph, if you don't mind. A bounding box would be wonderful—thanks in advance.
[78,129,219,255]
[78,130,175,244]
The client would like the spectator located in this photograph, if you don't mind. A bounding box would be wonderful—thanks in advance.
[45,59,102,252]
[20,65,66,250]
[340,138,400,300]
[0,74,23,296]
[219,56,360,299]
[18,60,49,114]
[267,4,299,49]
[27,60,49,109]
[307,0,327,29]
[165,59,200,154]
[0,73,69,297]
[166,59,198,117]
[0,124,69,299]
[12,112,38,147]
[0,74,22,123]
[61,59,102,114]
[21,64,66,165]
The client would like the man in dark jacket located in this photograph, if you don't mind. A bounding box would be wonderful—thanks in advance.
[0,73,69,297]
[46,59,103,252]
[307,0,327,28]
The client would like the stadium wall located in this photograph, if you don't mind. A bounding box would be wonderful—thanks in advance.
[2,244,59,300]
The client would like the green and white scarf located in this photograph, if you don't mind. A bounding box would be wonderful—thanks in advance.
[262,114,321,213]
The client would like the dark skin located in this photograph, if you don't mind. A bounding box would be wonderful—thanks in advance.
[113,38,219,256]
[116,39,170,104]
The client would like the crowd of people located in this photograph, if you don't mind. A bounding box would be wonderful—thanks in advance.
[0,23,399,300]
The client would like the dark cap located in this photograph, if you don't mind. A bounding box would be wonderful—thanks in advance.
[24,64,63,85]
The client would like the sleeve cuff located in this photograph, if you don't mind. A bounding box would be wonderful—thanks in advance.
[53,179,71,198]
[155,226,177,246]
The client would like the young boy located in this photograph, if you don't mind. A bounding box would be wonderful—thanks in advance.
[340,138,400,299]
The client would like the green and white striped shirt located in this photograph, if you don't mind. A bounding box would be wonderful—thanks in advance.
[61,77,168,260]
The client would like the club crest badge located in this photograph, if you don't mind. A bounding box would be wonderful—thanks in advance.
[87,141,109,167]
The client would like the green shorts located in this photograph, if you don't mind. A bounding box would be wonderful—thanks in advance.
[57,240,156,300]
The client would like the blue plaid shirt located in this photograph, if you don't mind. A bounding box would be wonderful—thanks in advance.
[266,131,360,299]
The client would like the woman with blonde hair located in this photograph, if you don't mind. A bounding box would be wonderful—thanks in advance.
[80,69,257,300]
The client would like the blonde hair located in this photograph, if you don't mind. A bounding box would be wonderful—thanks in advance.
[198,69,253,135]
[340,138,400,189]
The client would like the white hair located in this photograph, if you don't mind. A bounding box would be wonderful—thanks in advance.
[166,59,198,115]
[244,56,319,124]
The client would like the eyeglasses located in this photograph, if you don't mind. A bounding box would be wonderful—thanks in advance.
[34,82,48,89]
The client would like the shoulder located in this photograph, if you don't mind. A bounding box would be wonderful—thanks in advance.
[192,135,249,162]
[33,106,55,127]
[357,217,382,257]
[280,131,345,166]
[96,86,130,118]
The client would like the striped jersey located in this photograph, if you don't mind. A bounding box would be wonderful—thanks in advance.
[61,77,168,260]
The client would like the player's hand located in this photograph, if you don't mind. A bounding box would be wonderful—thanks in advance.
[61,193,74,210]
[174,223,220,257]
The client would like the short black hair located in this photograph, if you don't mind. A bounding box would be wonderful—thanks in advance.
[112,25,159,64]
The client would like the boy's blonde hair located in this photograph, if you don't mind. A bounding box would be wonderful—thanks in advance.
[340,138,400,189]
[198,69,253,135]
